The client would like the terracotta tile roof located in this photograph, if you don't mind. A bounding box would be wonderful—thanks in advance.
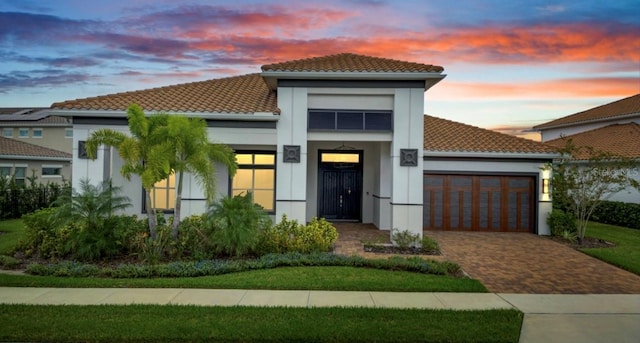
[51,73,278,114]
[534,93,640,130]
[545,123,640,159]
[424,115,557,154]
[0,136,72,159]
[262,53,444,73]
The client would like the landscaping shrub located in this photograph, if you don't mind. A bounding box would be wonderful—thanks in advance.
[391,228,420,248]
[547,209,577,236]
[259,215,338,254]
[169,214,215,260]
[591,201,640,230]
[421,236,440,252]
[206,193,271,257]
[19,207,68,259]
[0,255,20,269]
[25,252,460,278]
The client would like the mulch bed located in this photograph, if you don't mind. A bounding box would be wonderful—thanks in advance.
[363,244,440,255]
[549,236,616,249]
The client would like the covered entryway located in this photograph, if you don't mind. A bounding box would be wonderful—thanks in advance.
[318,151,363,221]
[423,174,535,232]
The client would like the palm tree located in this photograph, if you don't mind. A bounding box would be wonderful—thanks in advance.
[85,104,171,239]
[161,115,237,238]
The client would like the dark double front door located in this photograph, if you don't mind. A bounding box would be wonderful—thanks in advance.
[318,151,362,221]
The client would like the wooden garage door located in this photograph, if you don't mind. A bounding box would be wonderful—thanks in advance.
[423,174,534,232]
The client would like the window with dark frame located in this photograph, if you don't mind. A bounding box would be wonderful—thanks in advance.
[308,110,393,131]
[232,152,276,212]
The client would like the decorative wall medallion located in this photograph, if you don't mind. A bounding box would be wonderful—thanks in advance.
[400,149,418,166]
[283,145,301,163]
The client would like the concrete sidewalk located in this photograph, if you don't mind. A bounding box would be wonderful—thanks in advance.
[1,287,639,343]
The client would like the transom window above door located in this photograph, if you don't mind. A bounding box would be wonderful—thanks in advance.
[308,110,392,131]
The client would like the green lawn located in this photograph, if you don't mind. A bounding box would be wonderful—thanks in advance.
[0,304,523,342]
[582,222,640,275]
[0,219,24,255]
[0,266,487,292]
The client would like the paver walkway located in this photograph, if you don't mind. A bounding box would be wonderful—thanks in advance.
[426,231,640,294]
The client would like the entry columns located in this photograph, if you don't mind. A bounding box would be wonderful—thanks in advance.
[275,87,308,223]
[390,89,424,239]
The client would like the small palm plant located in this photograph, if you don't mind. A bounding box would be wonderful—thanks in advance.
[53,179,132,260]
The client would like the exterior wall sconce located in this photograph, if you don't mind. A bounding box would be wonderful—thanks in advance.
[542,179,550,194]
[541,168,551,200]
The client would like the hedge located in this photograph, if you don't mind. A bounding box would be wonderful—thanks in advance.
[591,200,640,230]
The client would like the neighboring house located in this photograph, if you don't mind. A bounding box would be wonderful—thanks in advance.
[50,53,558,236]
[0,108,73,153]
[0,136,72,185]
[533,94,640,203]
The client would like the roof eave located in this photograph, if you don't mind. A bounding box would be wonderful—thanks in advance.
[0,154,71,161]
[49,109,280,121]
[424,150,561,160]
[533,112,640,131]
[261,71,446,90]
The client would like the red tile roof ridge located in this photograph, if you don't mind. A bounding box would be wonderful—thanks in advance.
[534,93,640,130]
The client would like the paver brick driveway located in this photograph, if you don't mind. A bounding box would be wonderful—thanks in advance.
[426,231,640,294]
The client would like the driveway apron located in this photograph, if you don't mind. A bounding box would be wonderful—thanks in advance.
[425,231,640,294]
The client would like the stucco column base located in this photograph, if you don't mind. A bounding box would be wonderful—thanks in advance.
[276,201,307,224]
[390,204,423,241]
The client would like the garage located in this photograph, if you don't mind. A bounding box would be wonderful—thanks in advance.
[423,174,535,232]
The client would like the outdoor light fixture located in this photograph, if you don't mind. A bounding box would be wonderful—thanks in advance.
[542,179,550,194]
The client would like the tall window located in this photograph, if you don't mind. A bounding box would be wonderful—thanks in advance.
[151,173,176,211]
[65,128,73,138]
[232,152,275,212]
[13,167,26,185]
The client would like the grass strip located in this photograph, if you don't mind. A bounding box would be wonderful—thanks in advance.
[0,304,522,342]
[0,266,487,292]
[582,222,640,275]
[0,219,24,255]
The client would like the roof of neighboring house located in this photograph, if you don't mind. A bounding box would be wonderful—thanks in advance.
[545,123,640,159]
[0,136,72,159]
[51,73,278,114]
[262,53,444,73]
[534,93,640,130]
[0,108,70,127]
[424,115,557,154]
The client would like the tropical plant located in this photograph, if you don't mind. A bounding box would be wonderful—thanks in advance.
[206,192,271,257]
[51,179,133,260]
[259,215,338,254]
[85,104,172,239]
[550,139,640,243]
[158,115,237,238]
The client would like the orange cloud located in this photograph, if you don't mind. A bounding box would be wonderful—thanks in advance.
[184,21,638,68]
[432,77,640,100]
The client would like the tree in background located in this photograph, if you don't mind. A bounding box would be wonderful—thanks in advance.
[85,104,171,239]
[550,139,640,244]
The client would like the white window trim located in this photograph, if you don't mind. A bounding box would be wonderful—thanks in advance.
[32,128,43,138]
[41,164,63,178]
[2,128,12,138]
[18,128,29,138]
[65,128,73,138]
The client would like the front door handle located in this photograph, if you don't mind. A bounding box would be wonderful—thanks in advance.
[339,195,343,208]
[348,188,351,195]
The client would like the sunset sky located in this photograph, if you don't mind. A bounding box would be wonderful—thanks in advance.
[1,0,638,139]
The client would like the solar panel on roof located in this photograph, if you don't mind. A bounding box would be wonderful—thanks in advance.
[0,109,50,121]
